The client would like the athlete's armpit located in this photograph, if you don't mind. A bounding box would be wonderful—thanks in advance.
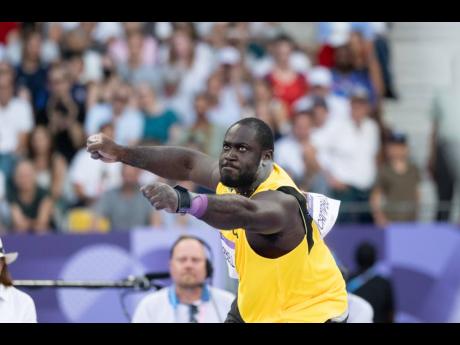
[245,190,300,234]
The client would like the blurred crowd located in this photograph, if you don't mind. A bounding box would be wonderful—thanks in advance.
[0,22,433,234]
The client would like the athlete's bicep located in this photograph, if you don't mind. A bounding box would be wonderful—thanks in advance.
[246,190,299,234]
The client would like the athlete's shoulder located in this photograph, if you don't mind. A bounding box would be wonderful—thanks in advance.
[251,189,297,203]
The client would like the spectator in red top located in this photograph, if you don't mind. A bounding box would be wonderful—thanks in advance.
[316,22,351,68]
[265,34,308,117]
[0,22,20,45]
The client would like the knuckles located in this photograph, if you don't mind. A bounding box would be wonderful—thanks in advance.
[141,183,177,209]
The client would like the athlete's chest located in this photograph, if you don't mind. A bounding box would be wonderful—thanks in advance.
[244,222,305,259]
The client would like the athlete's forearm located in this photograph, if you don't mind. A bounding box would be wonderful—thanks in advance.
[119,145,211,182]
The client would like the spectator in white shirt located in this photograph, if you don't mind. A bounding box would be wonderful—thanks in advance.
[0,238,37,323]
[294,66,351,122]
[160,27,216,125]
[309,96,336,150]
[206,71,243,128]
[307,96,338,195]
[132,235,235,323]
[217,46,251,103]
[275,110,321,191]
[85,83,143,146]
[69,122,122,207]
[320,86,380,223]
[0,63,34,179]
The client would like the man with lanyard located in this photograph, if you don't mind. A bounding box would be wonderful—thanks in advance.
[132,235,234,323]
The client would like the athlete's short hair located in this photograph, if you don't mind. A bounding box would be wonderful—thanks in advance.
[228,117,274,152]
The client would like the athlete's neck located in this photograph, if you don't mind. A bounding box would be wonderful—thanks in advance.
[236,161,273,197]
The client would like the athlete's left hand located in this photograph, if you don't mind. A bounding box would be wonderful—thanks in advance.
[141,182,178,213]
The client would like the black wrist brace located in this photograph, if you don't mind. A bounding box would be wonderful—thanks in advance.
[173,185,191,214]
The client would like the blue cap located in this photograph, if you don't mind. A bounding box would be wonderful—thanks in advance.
[388,130,407,144]
[350,85,370,101]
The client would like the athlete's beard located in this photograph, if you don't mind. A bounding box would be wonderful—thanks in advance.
[220,155,261,188]
[220,168,258,188]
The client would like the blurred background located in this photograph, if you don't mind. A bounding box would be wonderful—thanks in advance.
[1,22,460,323]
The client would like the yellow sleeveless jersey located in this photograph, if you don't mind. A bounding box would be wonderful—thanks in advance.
[216,163,348,322]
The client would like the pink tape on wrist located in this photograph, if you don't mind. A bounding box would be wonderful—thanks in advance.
[188,194,208,218]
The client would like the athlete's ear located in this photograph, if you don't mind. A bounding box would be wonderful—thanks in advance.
[263,149,273,161]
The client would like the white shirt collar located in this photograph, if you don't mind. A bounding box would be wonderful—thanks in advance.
[0,283,10,301]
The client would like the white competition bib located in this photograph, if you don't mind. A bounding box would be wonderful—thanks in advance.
[305,192,341,239]
[219,233,239,279]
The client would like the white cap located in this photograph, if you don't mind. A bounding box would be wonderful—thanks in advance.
[218,46,241,65]
[155,22,173,40]
[350,85,370,100]
[194,22,215,38]
[370,22,388,36]
[93,22,124,43]
[290,52,311,75]
[293,96,313,113]
[0,238,18,265]
[309,66,333,87]
[328,22,351,47]
[251,57,273,78]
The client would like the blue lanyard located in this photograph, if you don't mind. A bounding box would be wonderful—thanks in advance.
[347,266,378,293]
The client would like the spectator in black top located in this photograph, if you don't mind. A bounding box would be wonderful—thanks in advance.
[46,64,85,163]
[15,30,48,122]
[347,242,395,323]
[63,51,88,124]
[7,159,54,234]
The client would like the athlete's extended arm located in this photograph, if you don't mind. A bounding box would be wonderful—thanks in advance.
[86,133,220,190]
[140,182,298,234]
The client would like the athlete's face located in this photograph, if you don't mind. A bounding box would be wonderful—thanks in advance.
[219,124,266,188]
[170,239,207,289]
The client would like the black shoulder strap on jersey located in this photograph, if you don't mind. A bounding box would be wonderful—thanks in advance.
[277,186,314,254]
